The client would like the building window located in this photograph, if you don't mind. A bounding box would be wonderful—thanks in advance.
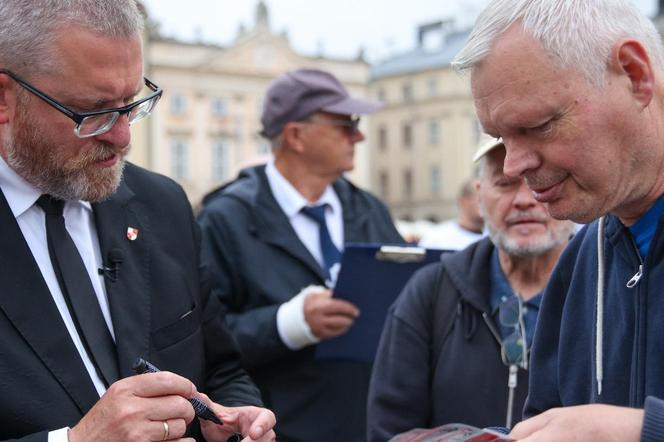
[171,138,188,180]
[211,139,230,182]
[377,88,386,102]
[256,97,265,115]
[379,171,390,198]
[235,116,243,142]
[378,126,388,151]
[428,120,440,146]
[257,139,271,155]
[402,123,413,149]
[428,77,438,97]
[170,94,187,115]
[211,97,228,117]
[402,83,413,102]
[431,165,441,196]
[403,168,413,199]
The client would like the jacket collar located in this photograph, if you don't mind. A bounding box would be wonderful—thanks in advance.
[243,165,326,280]
[223,165,374,281]
[441,237,495,312]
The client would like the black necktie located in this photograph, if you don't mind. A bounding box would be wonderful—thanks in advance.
[36,195,119,387]
[301,204,342,281]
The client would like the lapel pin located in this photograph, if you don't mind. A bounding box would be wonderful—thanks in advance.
[126,227,139,241]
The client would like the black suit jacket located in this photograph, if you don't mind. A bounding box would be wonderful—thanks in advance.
[0,163,261,442]
[198,165,404,442]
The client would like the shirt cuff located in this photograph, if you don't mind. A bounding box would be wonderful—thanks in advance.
[48,427,70,442]
[276,285,325,350]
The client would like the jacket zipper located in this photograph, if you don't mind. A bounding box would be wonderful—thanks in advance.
[626,264,643,288]
[627,235,644,407]
[626,234,644,288]
[481,312,502,346]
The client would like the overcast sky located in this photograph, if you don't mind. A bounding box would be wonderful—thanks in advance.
[141,0,658,62]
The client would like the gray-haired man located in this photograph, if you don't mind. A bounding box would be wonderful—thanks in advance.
[454,0,664,440]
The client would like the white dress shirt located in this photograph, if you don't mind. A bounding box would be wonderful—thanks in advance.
[265,160,344,277]
[0,157,113,441]
[265,160,345,350]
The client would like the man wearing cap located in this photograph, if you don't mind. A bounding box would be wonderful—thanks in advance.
[198,68,403,441]
[367,139,574,441]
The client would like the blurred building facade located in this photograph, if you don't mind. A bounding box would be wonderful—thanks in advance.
[131,2,664,223]
[131,1,373,206]
[367,21,480,222]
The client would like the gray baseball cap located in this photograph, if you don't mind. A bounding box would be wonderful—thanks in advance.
[260,68,383,138]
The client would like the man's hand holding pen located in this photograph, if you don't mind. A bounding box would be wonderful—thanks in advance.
[68,371,199,442]
[68,360,276,442]
[130,358,276,442]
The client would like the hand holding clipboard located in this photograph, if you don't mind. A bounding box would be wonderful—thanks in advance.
[315,243,449,362]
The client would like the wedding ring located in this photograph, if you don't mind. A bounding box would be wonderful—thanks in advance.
[162,420,170,440]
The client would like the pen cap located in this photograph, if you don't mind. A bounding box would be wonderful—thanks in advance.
[132,357,159,374]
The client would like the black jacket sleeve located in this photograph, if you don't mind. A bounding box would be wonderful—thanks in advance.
[367,264,441,441]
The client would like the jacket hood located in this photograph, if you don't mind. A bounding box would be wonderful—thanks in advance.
[442,237,495,313]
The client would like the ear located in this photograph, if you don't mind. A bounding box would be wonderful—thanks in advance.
[611,39,654,107]
[282,122,307,154]
[0,73,14,124]
[475,176,482,196]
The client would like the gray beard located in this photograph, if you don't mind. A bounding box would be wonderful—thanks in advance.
[4,114,126,202]
[486,221,573,258]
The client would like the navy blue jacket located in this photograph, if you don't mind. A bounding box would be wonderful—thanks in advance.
[525,215,664,441]
[198,165,404,442]
[368,239,529,441]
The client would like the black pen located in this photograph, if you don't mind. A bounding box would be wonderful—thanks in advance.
[132,357,223,425]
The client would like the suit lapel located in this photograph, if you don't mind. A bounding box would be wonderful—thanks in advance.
[93,181,151,378]
[251,170,325,280]
[0,188,99,413]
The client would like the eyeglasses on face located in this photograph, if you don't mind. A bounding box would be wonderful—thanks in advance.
[301,116,361,135]
[0,69,162,138]
[498,296,528,370]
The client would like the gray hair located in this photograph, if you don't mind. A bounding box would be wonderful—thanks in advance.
[0,0,144,77]
[452,0,664,88]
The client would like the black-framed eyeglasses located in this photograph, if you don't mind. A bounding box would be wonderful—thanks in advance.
[301,116,361,135]
[0,69,162,138]
[498,296,528,370]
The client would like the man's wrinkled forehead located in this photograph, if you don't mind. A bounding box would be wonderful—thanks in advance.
[470,28,573,136]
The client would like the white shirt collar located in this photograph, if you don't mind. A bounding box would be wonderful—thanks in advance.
[0,155,92,217]
[265,160,339,218]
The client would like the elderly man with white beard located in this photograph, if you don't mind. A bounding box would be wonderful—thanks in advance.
[367,139,574,442]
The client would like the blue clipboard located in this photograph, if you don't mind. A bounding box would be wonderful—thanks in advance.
[315,243,448,362]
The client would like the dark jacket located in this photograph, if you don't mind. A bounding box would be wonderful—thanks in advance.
[198,165,404,442]
[0,163,262,442]
[525,216,664,442]
[367,238,529,442]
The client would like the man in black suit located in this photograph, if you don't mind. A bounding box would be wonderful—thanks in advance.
[198,69,404,441]
[0,1,275,441]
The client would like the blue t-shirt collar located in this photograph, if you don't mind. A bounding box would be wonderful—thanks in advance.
[628,194,664,258]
